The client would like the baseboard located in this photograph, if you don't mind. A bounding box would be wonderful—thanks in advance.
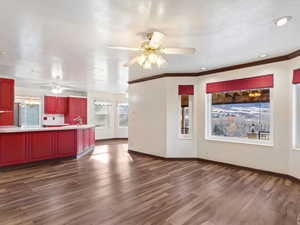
[128,149,300,183]
[96,138,128,142]
[76,145,95,159]
[128,149,197,160]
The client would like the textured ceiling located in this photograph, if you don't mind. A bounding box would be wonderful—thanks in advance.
[0,0,299,93]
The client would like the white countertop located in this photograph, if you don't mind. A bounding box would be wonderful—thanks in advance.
[0,125,95,133]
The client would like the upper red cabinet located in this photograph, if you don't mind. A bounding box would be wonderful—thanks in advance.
[56,97,68,114]
[44,96,68,114]
[0,78,14,112]
[65,97,87,125]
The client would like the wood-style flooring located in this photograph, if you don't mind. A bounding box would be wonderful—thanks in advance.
[0,140,300,225]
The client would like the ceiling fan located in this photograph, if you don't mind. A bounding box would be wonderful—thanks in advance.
[29,80,78,94]
[109,31,196,69]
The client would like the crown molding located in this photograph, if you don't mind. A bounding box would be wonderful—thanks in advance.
[128,49,300,84]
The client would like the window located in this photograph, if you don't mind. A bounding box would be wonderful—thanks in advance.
[206,75,273,145]
[94,102,112,128]
[178,85,194,138]
[118,103,128,128]
[179,95,193,138]
[293,69,300,149]
[15,97,41,127]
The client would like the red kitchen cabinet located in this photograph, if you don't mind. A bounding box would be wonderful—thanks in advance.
[76,129,84,155]
[0,111,14,126]
[30,131,56,161]
[89,128,95,146]
[56,97,68,114]
[0,133,27,166]
[44,96,68,114]
[0,78,14,112]
[0,128,95,167]
[57,130,76,157]
[83,128,90,150]
[44,96,57,114]
[65,97,87,125]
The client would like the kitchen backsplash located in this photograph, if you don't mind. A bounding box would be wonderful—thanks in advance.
[43,114,65,126]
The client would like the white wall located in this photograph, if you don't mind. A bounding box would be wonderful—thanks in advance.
[129,78,167,157]
[128,56,300,179]
[165,78,198,158]
[287,56,300,179]
[87,91,128,140]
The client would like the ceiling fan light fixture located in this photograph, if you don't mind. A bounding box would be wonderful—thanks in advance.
[156,55,166,67]
[137,54,147,65]
[148,53,158,63]
[143,60,152,69]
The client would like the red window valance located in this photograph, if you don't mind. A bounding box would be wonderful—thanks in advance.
[206,74,274,93]
[178,85,194,95]
[293,69,300,84]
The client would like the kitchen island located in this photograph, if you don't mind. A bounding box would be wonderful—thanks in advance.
[0,125,95,167]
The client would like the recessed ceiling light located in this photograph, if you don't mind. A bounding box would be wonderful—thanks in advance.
[259,53,268,58]
[275,16,292,27]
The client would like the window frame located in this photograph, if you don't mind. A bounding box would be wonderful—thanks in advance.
[178,95,193,140]
[15,96,42,128]
[292,84,300,151]
[93,101,113,129]
[117,103,128,128]
[205,88,274,146]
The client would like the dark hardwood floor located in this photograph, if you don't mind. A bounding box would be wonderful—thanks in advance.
[1,140,300,225]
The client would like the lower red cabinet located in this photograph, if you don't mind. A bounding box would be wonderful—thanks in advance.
[57,130,76,157]
[89,128,95,146]
[83,128,90,150]
[0,133,27,166]
[0,127,94,167]
[30,131,55,162]
[76,129,84,155]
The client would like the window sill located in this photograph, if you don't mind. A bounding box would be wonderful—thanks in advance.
[292,148,300,152]
[178,136,193,140]
[206,136,273,147]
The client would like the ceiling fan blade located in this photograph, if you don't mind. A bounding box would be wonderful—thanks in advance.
[124,56,139,67]
[149,32,165,49]
[108,46,142,51]
[161,48,196,55]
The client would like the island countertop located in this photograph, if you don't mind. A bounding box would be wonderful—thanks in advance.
[0,125,95,133]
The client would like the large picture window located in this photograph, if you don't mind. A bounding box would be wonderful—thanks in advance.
[118,103,128,128]
[206,75,273,145]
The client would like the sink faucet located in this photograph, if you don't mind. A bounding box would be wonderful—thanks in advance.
[73,116,83,125]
